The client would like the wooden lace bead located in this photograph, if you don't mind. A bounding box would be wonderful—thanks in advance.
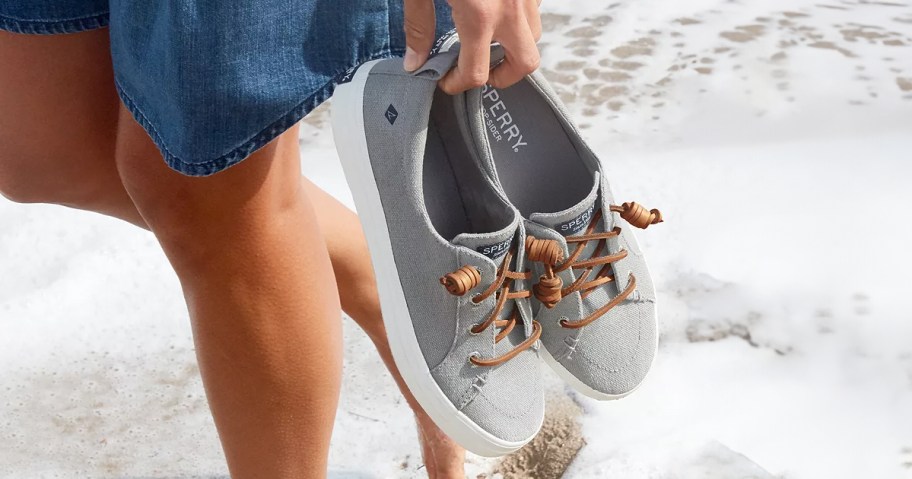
[533,275,563,309]
[440,265,481,296]
[616,202,663,229]
[525,236,563,264]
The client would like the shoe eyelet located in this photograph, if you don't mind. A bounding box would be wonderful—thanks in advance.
[467,352,480,366]
[470,294,483,306]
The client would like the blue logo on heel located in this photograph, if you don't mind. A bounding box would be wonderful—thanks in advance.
[385,105,399,125]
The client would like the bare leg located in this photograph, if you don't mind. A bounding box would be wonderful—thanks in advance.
[3,29,343,478]
[115,116,343,478]
[0,27,467,477]
[301,178,467,477]
[0,30,143,226]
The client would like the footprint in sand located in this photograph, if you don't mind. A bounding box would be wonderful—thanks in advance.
[540,1,912,121]
[541,69,578,87]
[540,13,571,33]
[610,37,656,59]
[720,24,767,43]
[495,393,586,479]
[676,17,702,26]
[808,41,857,58]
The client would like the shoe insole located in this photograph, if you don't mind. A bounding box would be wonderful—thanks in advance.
[424,89,510,240]
[481,81,593,215]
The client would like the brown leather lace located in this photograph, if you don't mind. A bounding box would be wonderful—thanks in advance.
[525,202,662,329]
[440,250,542,367]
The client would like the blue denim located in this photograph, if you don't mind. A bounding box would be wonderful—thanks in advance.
[0,1,454,176]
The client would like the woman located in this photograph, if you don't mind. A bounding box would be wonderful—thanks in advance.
[0,0,541,477]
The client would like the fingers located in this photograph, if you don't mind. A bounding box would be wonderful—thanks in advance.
[487,7,540,90]
[525,0,543,42]
[439,28,493,94]
[403,0,437,71]
[440,0,542,94]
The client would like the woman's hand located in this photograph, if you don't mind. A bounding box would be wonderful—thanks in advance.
[403,0,542,94]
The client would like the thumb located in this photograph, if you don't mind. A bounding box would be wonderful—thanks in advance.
[403,0,437,71]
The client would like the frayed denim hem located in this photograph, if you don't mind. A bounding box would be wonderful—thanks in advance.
[114,49,404,177]
[0,12,108,35]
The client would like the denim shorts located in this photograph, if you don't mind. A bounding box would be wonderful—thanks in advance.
[0,1,454,176]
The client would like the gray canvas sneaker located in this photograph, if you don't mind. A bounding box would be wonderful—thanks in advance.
[331,53,544,456]
[457,72,663,400]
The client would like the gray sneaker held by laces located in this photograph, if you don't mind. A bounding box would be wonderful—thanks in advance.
[459,72,663,400]
[331,54,543,456]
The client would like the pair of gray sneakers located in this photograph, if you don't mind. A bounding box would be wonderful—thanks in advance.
[331,47,661,456]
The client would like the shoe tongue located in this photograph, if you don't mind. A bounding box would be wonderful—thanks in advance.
[529,172,601,237]
[451,225,516,267]
[452,222,529,346]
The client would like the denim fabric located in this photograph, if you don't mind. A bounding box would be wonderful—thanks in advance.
[0,0,108,34]
[0,1,454,176]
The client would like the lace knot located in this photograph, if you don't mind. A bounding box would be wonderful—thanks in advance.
[525,236,563,264]
[533,275,563,308]
[524,201,662,328]
[441,249,540,368]
[440,265,481,296]
[612,202,663,229]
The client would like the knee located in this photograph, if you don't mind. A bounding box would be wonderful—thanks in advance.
[0,166,41,204]
[0,153,49,203]
[0,154,101,206]
[116,152,289,243]
[113,160,231,271]
[113,117,303,272]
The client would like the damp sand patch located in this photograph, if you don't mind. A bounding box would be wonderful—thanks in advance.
[808,40,857,57]
[897,77,912,92]
[493,393,586,479]
[611,38,656,59]
[720,24,767,43]
[541,13,572,33]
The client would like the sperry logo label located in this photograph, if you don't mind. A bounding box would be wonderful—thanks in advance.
[336,64,360,85]
[557,204,596,236]
[429,28,458,57]
[477,238,512,260]
[385,104,399,125]
[481,85,528,153]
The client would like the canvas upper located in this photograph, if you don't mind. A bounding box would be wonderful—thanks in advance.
[457,70,661,398]
[352,55,544,441]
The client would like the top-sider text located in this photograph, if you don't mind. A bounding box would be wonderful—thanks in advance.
[481,85,528,153]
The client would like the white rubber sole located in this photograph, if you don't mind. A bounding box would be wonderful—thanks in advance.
[330,60,533,457]
[540,303,660,401]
